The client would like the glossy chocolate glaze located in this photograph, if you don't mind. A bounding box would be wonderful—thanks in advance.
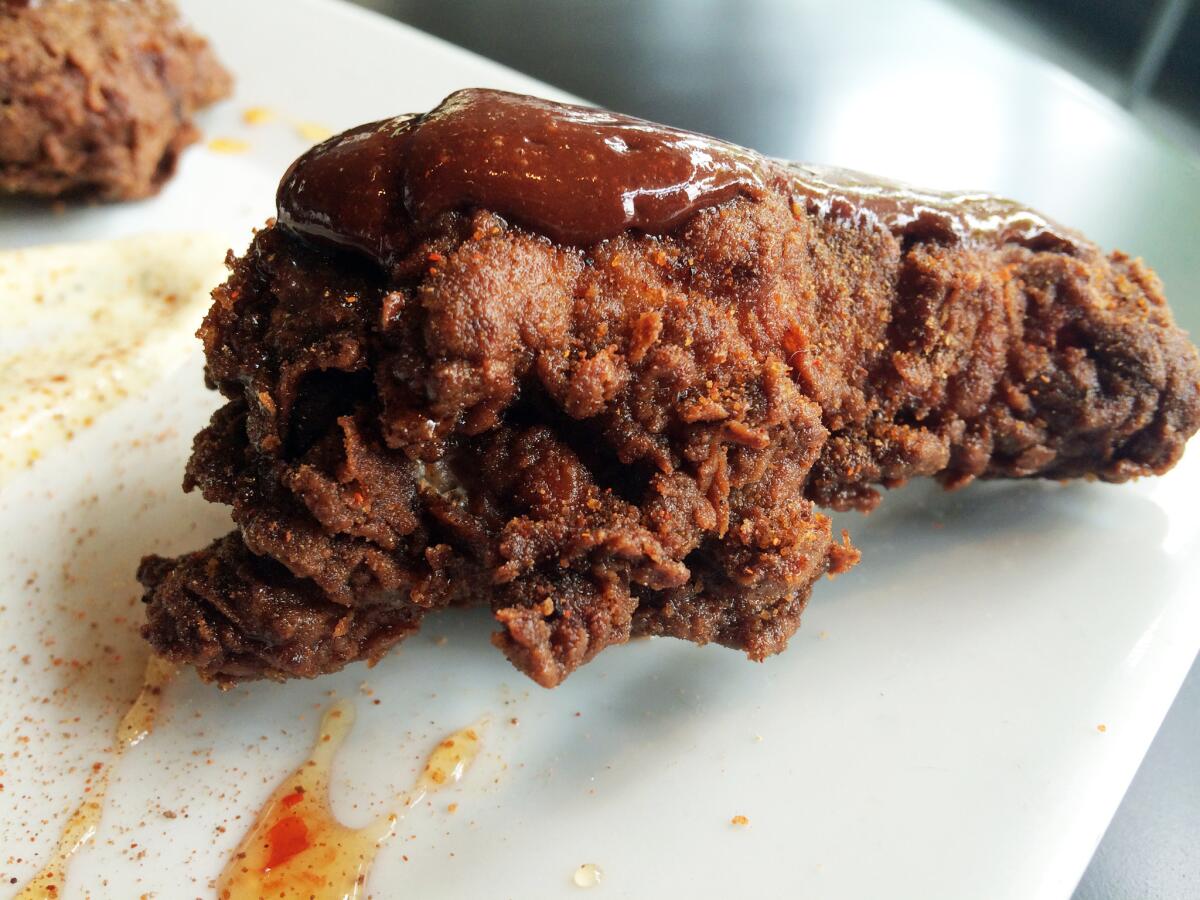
[276,88,766,261]
[277,88,1079,265]
[786,163,1079,253]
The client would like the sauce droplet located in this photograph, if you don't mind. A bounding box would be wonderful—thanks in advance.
[573,863,604,888]
[16,656,175,899]
[218,703,486,899]
[293,121,333,143]
[117,655,175,748]
[208,137,250,154]
[242,106,276,126]
[409,723,483,801]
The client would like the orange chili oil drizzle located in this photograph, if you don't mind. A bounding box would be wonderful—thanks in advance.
[218,700,484,899]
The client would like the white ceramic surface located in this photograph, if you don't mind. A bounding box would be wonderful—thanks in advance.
[2,1,1198,898]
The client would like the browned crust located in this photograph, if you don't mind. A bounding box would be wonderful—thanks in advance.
[140,188,1200,687]
[0,0,232,200]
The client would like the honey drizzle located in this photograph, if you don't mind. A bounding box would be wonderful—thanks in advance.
[16,656,175,899]
[407,721,483,805]
[218,703,485,899]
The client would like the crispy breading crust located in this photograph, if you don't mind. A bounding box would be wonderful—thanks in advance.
[0,0,231,200]
[140,186,1200,687]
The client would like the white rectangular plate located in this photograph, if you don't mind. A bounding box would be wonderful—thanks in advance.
[2,1,1198,897]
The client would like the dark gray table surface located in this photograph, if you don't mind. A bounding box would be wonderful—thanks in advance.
[349,1,1199,896]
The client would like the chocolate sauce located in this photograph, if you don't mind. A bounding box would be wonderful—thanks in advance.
[787,163,1079,253]
[276,88,767,262]
[277,88,1079,265]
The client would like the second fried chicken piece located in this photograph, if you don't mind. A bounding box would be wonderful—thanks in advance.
[0,0,231,200]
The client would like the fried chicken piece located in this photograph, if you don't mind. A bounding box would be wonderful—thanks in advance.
[139,90,1200,688]
[0,0,231,200]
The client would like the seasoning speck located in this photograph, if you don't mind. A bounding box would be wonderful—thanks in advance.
[0,234,229,484]
[1097,723,1107,733]
[730,815,750,827]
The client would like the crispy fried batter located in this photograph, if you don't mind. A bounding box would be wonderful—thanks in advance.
[0,0,231,200]
[140,184,1200,687]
